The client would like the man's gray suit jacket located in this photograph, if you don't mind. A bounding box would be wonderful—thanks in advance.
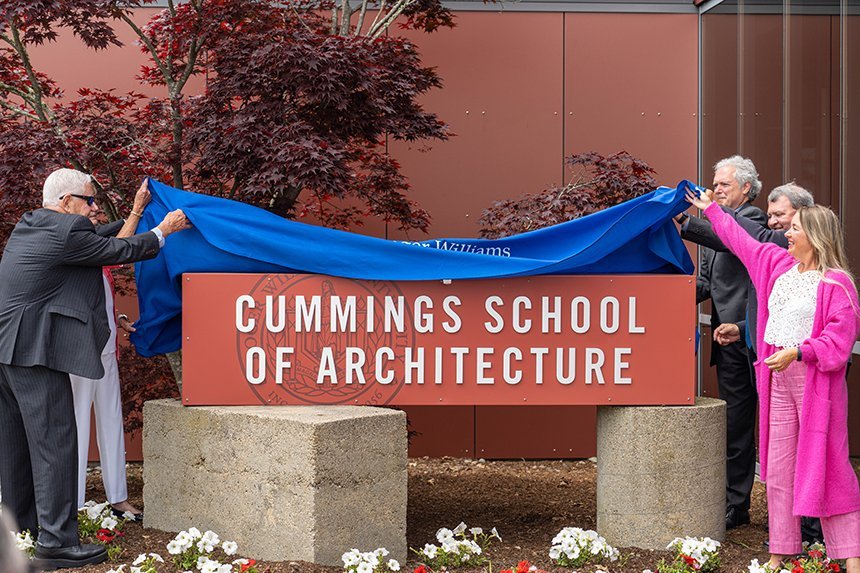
[0,209,159,379]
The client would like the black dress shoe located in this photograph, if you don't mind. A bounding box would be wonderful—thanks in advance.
[34,543,107,570]
[112,507,144,522]
[726,506,751,529]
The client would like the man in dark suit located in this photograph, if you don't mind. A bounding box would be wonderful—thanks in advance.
[677,155,767,530]
[0,168,190,569]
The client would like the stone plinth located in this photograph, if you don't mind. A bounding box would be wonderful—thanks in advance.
[143,399,406,566]
[596,397,726,549]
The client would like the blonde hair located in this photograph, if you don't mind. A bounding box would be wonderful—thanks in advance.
[799,206,851,279]
[797,206,860,318]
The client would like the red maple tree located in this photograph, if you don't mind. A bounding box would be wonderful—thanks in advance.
[0,0,454,428]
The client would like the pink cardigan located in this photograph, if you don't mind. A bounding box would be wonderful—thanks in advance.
[704,203,860,517]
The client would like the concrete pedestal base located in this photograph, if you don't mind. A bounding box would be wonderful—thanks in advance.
[596,397,726,549]
[142,400,407,566]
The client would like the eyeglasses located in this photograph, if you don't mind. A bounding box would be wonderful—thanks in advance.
[62,194,97,206]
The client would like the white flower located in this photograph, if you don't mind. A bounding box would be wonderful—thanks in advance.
[222,541,238,556]
[360,551,377,565]
[748,559,769,573]
[374,548,389,558]
[87,502,109,521]
[200,558,223,573]
[452,522,467,535]
[122,511,137,521]
[388,559,400,571]
[167,540,184,555]
[436,528,454,543]
[100,515,118,530]
[342,550,361,567]
[188,527,202,539]
[106,567,127,573]
[233,559,250,566]
[197,555,210,569]
[131,567,142,573]
[133,554,148,566]
[13,530,35,552]
[469,527,483,536]
[422,544,438,559]
[149,553,164,563]
[490,527,501,541]
[356,562,373,573]
[548,546,561,560]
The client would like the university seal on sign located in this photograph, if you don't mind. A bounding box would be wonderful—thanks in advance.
[235,274,414,406]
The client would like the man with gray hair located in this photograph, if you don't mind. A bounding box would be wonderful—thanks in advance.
[0,168,191,569]
[676,155,767,530]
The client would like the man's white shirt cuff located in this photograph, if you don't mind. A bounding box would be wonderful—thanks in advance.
[151,226,165,247]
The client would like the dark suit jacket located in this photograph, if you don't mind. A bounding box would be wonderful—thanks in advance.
[0,209,159,378]
[682,202,767,361]
[682,210,786,355]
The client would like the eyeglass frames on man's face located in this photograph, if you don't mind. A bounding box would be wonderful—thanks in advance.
[62,193,97,206]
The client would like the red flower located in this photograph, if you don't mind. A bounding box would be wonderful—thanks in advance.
[830,563,841,572]
[792,565,804,573]
[413,566,427,573]
[516,561,531,573]
[96,529,117,542]
[240,559,257,573]
[809,550,824,559]
[682,555,699,568]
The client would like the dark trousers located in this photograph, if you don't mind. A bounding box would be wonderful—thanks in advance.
[714,340,757,512]
[0,363,79,547]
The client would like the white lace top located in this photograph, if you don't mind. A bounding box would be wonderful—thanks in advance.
[763,264,821,348]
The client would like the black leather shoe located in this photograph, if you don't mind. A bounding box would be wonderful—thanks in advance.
[726,506,751,529]
[112,507,144,522]
[34,543,107,570]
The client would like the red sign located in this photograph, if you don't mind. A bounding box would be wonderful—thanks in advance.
[182,274,695,406]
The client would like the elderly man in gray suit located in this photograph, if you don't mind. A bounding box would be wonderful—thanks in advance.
[0,168,190,569]
[676,155,767,530]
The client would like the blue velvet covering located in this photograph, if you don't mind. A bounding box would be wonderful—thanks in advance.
[131,179,696,356]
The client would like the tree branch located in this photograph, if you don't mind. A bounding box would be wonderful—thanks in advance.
[119,12,172,83]
[368,0,416,38]
[7,21,51,122]
[0,99,39,120]
[354,0,371,35]
[0,81,38,105]
[367,0,387,36]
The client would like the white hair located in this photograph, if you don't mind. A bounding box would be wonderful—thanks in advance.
[714,155,762,201]
[42,168,93,207]
[768,181,814,209]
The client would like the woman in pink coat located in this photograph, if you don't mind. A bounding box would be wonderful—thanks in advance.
[687,188,860,571]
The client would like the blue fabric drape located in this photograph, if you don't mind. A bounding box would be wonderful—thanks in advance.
[131,179,696,356]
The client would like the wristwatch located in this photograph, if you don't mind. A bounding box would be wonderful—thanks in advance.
[675,213,689,224]
[796,347,803,361]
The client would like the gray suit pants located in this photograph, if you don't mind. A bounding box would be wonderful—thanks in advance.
[0,363,79,547]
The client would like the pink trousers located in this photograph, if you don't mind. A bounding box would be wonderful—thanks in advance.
[767,360,860,558]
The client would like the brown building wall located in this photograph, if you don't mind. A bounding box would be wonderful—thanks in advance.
[31,9,699,461]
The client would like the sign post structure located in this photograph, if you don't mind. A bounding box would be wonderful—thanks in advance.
[182,273,696,407]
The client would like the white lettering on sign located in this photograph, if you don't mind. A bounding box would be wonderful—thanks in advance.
[235,293,646,388]
[242,345,639,388]
[235,294,644,335]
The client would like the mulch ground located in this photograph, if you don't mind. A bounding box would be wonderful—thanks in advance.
[68,458,777,573]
